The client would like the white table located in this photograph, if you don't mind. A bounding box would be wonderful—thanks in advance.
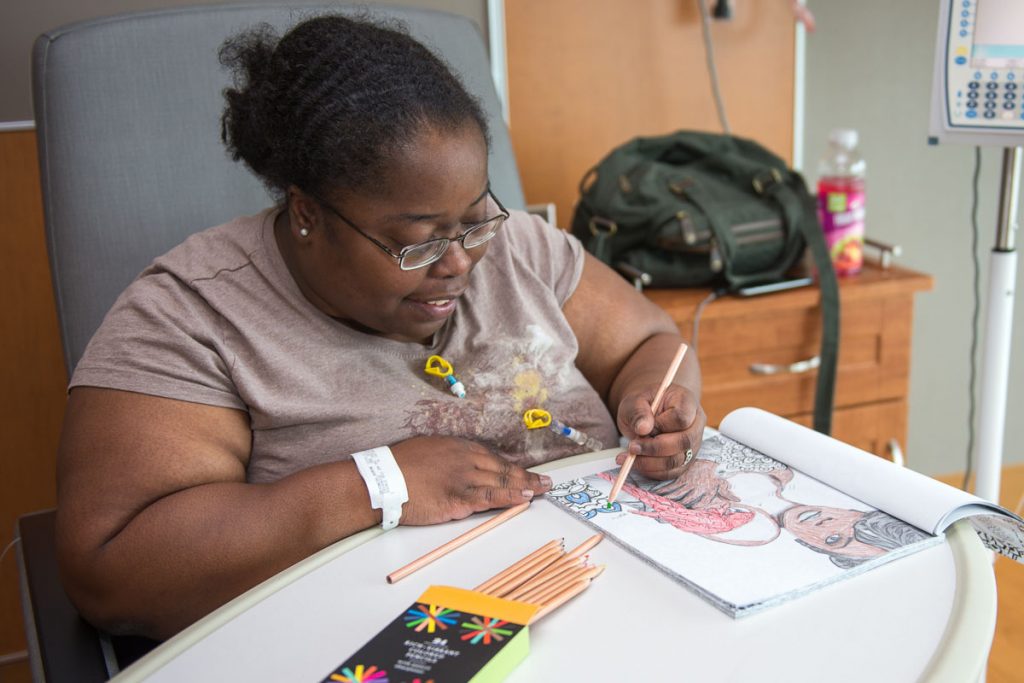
[111,451,997,683]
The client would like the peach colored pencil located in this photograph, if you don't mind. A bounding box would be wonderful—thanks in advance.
[386,503,529,584]
[516,533,603,590]
[482,546,564,596]
[494,551,577,598]
[526,565,604,606]
[473,538,561,593]
[531,578,594,622]
[504,559,584,601]
[608,343,689,503]
[563,533,604,561]
[522,564,604,605]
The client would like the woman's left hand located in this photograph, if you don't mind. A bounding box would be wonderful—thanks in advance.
[615,383,706,481]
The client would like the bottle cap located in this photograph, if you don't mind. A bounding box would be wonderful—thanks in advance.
[828,128,859,149]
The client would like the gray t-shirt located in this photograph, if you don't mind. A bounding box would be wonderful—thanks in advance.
[71,208,619,482]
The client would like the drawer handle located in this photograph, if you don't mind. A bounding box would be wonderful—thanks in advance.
[749,355,820,375]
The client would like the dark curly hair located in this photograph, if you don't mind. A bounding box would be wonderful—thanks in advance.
[219,13,490,198]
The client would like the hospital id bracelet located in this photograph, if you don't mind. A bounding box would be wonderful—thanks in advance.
[351,446,409,531]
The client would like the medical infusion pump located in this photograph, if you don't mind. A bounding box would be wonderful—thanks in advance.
[929,0,1024,146]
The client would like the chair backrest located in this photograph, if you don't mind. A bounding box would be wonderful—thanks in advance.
[33,3,525,376]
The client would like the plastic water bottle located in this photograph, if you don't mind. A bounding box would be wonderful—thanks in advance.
[816,129,866,276]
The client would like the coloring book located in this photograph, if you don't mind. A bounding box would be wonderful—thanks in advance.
[547,407,1024,617]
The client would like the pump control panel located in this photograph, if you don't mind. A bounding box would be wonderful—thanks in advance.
[929,0,1024,145]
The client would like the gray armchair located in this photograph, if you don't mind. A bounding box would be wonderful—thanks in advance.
[21,4,523,679]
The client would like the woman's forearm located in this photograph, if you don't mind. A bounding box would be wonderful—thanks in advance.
[61,459,378,639]
[607,331,702,415]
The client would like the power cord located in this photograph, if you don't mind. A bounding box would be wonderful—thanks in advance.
[0,536,20,565]
[690,287,728,352]
[696,0,731,135]
[963,146,982,492]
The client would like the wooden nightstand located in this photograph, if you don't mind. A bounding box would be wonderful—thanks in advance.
[645,262,933,460]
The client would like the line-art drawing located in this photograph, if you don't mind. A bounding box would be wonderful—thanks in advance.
[547,432,935,615]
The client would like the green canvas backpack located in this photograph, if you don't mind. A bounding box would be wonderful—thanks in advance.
[571,130,839,435]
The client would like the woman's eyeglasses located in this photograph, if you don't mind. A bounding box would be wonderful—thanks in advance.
[312,190,509,271]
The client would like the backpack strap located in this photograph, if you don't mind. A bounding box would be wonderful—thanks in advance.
[754,170,840,436]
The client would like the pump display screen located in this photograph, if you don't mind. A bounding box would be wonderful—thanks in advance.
[971,0,1024,68]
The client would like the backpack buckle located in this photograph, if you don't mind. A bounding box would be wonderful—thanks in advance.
[588,216,618,237]
[752,168,783,195]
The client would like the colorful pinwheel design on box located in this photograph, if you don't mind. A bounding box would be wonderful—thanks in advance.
[403,604,460,633]
[459,616,514,645]
[328,664,388,682]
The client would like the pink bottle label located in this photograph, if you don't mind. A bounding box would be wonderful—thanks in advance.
[817,187,865,276]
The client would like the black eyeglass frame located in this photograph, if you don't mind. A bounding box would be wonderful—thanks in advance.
[310,189,510,271]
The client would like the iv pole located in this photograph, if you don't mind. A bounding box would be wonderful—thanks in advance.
[974,147,1021,504]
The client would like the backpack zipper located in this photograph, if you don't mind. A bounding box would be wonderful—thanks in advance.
[709,237,723,272]
[679,211,700,246]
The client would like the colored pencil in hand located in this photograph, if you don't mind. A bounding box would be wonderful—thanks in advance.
[608,342,689,503]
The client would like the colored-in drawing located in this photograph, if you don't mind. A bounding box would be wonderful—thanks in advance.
[329,664,388,682]
[459,616,514,645]
[596,472,756,536]
[546,477,623,518]
[403,604,460,633]
[546,432,936,616]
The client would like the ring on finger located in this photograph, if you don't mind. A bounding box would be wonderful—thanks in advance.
[683,448,694,466]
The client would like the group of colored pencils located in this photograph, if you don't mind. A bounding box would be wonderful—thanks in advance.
[472,534,605,621]
[385,505,605,622]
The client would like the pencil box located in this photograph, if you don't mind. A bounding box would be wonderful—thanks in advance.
[320,585,540,683]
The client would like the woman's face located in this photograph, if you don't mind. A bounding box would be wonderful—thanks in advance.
[781,504,883,559]
[281,123,493,344]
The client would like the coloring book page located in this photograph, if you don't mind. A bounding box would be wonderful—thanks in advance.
[547,431,941,617]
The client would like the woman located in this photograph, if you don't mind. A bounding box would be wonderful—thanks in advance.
[56,14,704,639]
[779,506,929,568]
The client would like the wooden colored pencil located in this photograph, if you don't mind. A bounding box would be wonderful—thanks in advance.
[563,533,604,561]
[514,533,603,591]
[504,559,584,601]
[494,551,577,598]
[521,564,604,605]
[608,342,689,503]
[482,546,564,596]
[526,565,604,606]
[473,538,562,593]
[386,502,529,584]
[531,578,594,622]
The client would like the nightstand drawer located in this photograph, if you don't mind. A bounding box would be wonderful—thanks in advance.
[695,296,912,424]
[791,399,908,460]
[644,263,931,453]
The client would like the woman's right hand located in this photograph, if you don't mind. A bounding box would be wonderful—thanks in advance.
[390,436,552,525]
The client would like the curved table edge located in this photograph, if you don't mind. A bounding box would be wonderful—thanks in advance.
[112,450,997,682]
[917,520,997,683]
[109,526,385,682]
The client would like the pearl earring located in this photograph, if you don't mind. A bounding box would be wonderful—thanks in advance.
[299,227,310,237]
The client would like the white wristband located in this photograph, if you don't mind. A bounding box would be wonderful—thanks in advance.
[351,446,409,530]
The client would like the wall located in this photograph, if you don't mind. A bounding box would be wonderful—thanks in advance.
[803,0,1024,475]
